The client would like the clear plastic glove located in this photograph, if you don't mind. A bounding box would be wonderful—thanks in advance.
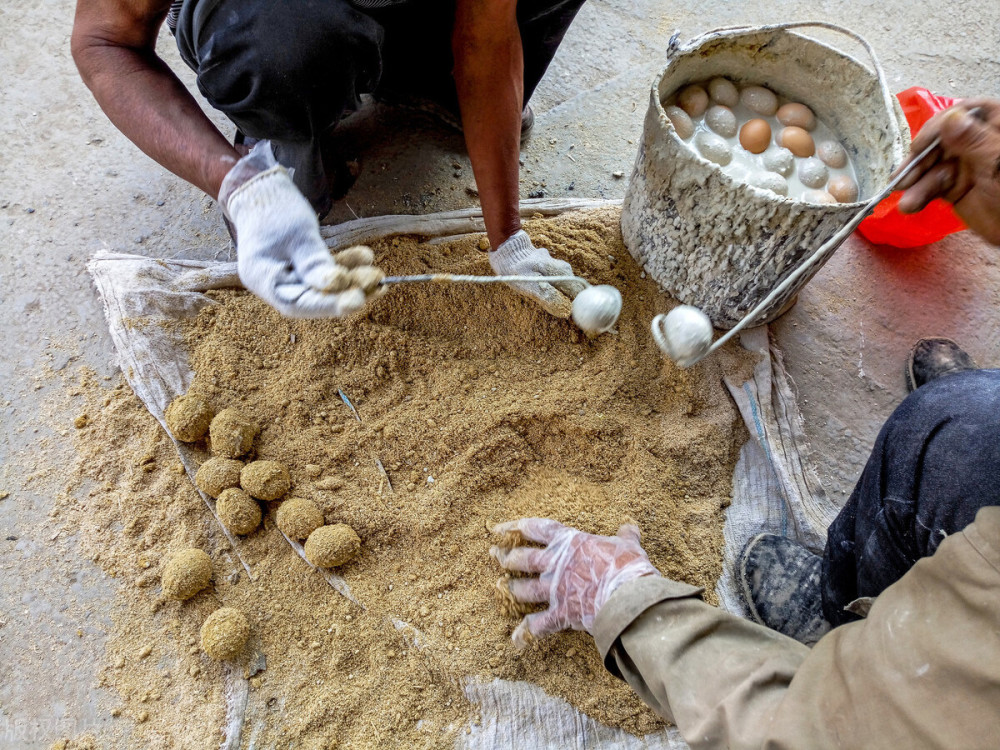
[490,518,660,649]
[896,99,1000,245]
[219,141,384,318]
[489,230,587,318]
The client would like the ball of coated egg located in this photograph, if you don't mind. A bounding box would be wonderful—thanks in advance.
[762,147,795,177]
[798,157,830,189]
[240,460,291,501]
[708,77,739,107]
[571,285,622,335]
[165,394,213,442]
[695,131,732,165]
[705,105,737,138]
[161,548,212,601]
[664,105,695,140]
[739,119,772,154]
[305,524,361,568]
[828,174,859,203]
[748,171,789,196]
[652,306,714,368]
[740,85,778,116]
[780,126,815,158]
[200,607,250,661]
[216,488,261,535]
[677,85,709,117]
[776,102,816,131]
[817,140,848,168]
[803,190,838,205]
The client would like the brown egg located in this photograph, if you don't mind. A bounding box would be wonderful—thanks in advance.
[828,174,859,203]
[677,85,709,117]
[739,119,772,154]
[776,102,816,130]
[780,126,815,157]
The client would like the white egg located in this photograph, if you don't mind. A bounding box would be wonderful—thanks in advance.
[665,105,695,140]
[798,157,830,189]
[762,147,795,177]
[740,85,779,116]
[705,105,738,138]
[748,171,789,196]
[708,77,739,107]
[651,306,713,367]
[571,285,622,334]
[695,131,732,166]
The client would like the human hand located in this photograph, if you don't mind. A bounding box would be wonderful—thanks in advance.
[220,142,384,318]
[490,518,660,649]
[488,230,587,318]
[895,99,1000,245]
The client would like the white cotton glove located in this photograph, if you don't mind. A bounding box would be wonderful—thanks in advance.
[489,230,587,318]
[219,141,383,318]
[490,519,660,649]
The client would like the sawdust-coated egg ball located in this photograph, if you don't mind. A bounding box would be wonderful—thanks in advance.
[200,607,250,661]
[705,105,738,138]
[798,157,830,189]
[708,77,739,107]
[780,126,816,158]
[665,105,695,139]
[677,85,709,117]
[776,102,816,131]
[817,140,848,168]
[828,174,859,203]
[696,131,732,165]
[739,119,772,154]
[740,85,778,116]
[571,285,622,335]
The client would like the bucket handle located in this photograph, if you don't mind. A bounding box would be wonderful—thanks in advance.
[669,21,897,136]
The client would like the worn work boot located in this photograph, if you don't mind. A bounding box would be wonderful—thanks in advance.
[905,337,977,392]
[738,534,831,646]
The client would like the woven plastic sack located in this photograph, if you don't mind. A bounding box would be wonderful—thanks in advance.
[857,87,967,247]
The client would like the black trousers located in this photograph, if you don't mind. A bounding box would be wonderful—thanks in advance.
[176,0,586,212]
[822,369,1000,626]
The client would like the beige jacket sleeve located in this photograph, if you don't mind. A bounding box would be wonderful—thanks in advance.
[594,506,1000,750]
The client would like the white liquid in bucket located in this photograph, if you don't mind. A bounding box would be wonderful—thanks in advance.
[666,81,861,203]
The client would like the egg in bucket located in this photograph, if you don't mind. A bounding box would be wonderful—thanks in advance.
[622,22,909,332]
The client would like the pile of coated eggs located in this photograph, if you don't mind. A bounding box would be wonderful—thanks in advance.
[666,78,860,204]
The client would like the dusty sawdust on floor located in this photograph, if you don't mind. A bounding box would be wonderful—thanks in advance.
[59,208,757,748]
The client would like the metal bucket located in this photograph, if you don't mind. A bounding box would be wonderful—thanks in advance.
[621,22,909,328]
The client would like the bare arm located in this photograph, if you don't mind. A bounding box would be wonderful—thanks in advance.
[71,0,239,198]
[452,0,523,250]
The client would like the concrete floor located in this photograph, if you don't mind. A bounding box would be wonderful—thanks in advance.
[1,0,998,745]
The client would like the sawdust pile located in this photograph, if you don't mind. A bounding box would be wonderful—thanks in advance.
[63,209,756,747]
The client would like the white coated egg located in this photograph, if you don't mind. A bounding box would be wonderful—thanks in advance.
[571,285,622,335]
[708,77,739,107]
[740,85,778,116]
[705,105,738,138]
[695,131,732,165]
[817,140,848,168]
[798,157,830,189]
[762,147,795,177]
[748,171,789,196]
[651,307,714,367]
[803,189,838,204]
[665,105,695,139]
